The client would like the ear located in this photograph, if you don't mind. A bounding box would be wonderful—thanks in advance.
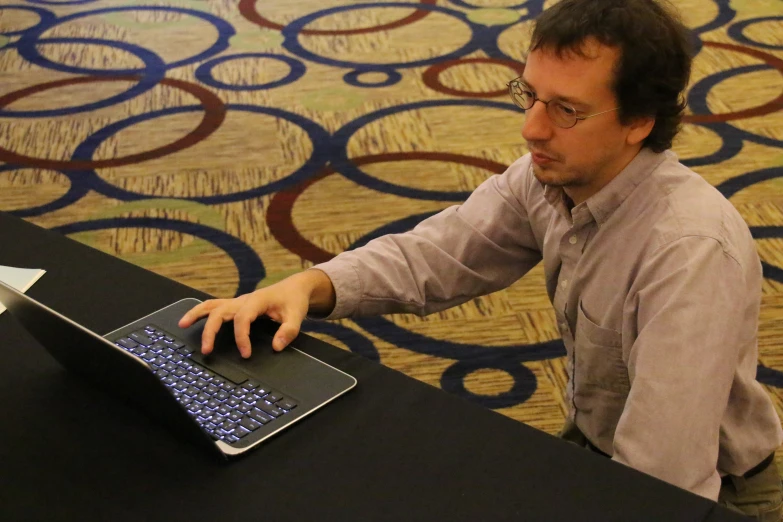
[626,116,655,146]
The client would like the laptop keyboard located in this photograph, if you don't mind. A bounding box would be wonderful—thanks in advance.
[114,324,297,445]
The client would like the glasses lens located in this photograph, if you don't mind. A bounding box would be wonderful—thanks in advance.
[509,82,532,110]
[547,101,578,128]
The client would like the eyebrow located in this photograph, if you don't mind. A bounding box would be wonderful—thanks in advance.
[519,76,591,108]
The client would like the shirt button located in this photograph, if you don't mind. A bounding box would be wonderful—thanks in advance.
[569,235,577,245]
[560,322,568,331]
[560,279,568,289]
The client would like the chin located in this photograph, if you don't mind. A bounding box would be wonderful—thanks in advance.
[532,165,560,186]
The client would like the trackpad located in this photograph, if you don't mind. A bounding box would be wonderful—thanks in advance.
[190,351,251,384]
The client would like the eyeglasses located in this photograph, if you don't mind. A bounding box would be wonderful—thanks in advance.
[507,77,619,129]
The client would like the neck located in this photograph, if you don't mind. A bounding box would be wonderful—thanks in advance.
[564,145,643,206]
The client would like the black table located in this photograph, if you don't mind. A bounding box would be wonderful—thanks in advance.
[0,212,746,521]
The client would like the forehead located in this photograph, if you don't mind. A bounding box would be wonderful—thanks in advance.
[523,40,619,102]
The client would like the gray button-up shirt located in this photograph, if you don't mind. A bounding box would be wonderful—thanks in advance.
[314,148,783,499]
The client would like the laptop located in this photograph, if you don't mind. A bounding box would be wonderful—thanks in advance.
[0,279,357,459]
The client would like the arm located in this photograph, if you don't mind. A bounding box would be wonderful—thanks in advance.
[612,235,756,499]
[315,160,545,319]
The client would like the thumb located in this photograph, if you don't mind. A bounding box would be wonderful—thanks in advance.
[273,319,303,351]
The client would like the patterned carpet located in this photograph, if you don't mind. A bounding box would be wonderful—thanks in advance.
[1,0,782,456]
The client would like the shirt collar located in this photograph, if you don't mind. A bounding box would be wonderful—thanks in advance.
[541,148,669,226]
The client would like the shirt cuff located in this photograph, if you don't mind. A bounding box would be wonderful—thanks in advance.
[309,257,362,320]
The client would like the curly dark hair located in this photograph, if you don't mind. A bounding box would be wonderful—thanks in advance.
[529,0,692,152]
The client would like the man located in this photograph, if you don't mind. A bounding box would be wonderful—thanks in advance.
[179,0,783,517]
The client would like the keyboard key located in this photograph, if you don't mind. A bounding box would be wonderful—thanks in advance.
[164,376,177,386]
[157,370,169,379]
[167,339,186,349]
[228,398,241,407]
[242,380,260,391]
[238,403,252,413]
[196,393,210,403]
[265,391,282,403]
[181,396,194,406]
[206,385,219,395]
[249,410,273,424]
[117,338,138,349]
[206,399,220,410]
[228,412,243,422]
[195,379,209,390]
[256,402,283,417]
[221,382,236,392]
[177,345,195,355]
[185,387,199,397]
[234,427,251,439]
[225,434,240,443]
[277,398,297,411]
[130,332,155,346]
[183,374,197,384]
[239,417,261,432]
[174,382,188,392]
[219,420,236,432]
[142,353,157,363]
[174,368,187,378]
[216,391,229,401]
[171,353,184,363]
[218,405,231,416]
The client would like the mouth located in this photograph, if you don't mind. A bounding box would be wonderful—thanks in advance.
[530,150,555,166]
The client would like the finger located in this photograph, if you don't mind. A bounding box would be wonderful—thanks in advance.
[273,315,304,352]
[233,305,263,359]
[201,308,230,355]
[178,299,222,328]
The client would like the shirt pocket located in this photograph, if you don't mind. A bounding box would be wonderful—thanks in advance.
[574,301,629,394]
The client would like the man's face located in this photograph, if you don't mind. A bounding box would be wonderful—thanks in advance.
[521,39,650,204]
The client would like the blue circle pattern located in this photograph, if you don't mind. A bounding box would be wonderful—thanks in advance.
[5,1,783,405]
[15,6,235,73]
[0,38,166,118]
[330,99,520,202]
[343,69,402,88]
[67,104,332,205]
[52,218,266,296]
[728,16,783,51]
[195,53,306,91]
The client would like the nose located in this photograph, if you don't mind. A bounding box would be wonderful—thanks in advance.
[521,100,553,142]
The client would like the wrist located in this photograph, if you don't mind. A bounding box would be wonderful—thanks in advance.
[301,269,336,316]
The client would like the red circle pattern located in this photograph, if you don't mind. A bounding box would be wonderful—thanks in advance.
[0,76,226,170]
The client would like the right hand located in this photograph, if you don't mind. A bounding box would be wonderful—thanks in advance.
[177,269,335,358]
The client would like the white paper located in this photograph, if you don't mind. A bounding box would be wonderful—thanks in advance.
[0,265,46,315]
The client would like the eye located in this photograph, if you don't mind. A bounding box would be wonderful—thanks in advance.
[554,102,577,117]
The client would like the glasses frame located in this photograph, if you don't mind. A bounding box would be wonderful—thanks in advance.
[506,76,619,129]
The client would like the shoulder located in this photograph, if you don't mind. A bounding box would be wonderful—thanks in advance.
[639,152,755,268]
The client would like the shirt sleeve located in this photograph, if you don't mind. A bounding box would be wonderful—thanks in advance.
[612,234,756,500]
[313,159,544,319]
